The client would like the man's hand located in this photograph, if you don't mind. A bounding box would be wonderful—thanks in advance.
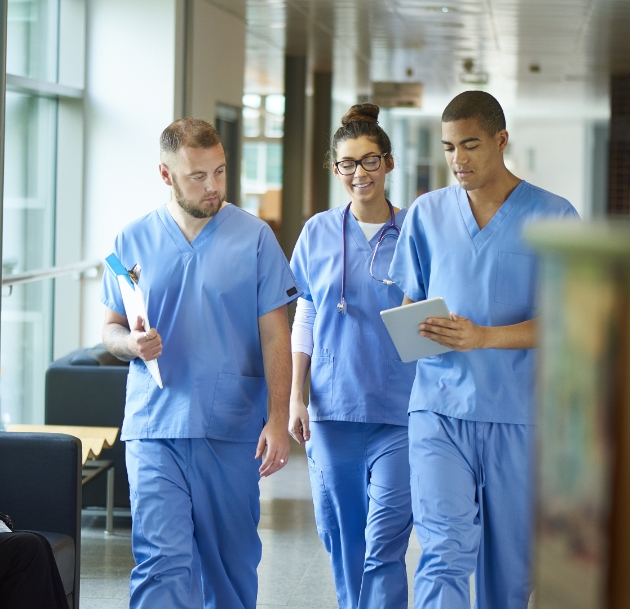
[256,418,290,477]
[289,396,310,444]
[127,315,163,361]
[420,313,486,351]
[258,305,292,476]
[420,314,538,351]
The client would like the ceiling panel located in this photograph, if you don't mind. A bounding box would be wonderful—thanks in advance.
[214,0,630,115]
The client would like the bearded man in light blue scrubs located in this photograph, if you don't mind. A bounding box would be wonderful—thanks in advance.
[101,118,301,609]
[389,91,579,609]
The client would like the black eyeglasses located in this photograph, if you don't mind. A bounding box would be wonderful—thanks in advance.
[334,153,388,176]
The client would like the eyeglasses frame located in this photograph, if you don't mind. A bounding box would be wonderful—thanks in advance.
[334,153,389,176]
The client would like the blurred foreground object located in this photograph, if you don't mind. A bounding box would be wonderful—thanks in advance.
[526,220,630,609]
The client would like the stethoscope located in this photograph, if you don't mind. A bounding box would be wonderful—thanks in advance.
[337,200,401,315]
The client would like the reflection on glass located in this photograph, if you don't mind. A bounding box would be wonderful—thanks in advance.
[265,114,284,138]
[242,93,261,108]
[7,0,59,81]
[243,143,260,182]
[2,92,57,425]
[265,94,285,115]
[265,143,283,185]
[243,108,261,137]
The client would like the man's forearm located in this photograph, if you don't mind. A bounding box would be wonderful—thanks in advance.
[259,307,292,426]
[262,334,292,426]
[103,323,135,361]
[479,318,537,350]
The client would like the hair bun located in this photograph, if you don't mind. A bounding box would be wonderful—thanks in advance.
[341,103,380,126]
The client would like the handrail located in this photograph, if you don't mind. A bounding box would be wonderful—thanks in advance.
[2,259,102,287]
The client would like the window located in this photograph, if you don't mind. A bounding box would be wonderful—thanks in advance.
[1,0,86,427]
[241,94,284,224]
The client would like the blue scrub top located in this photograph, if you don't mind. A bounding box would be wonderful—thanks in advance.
[389,181,579,425]
[290,207,416,426]
[101,204,302,441]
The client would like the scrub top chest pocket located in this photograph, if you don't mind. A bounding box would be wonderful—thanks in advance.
[494,251,538,309]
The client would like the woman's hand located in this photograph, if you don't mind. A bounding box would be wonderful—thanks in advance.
[289,395,310,444]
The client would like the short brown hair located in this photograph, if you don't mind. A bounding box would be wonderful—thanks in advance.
[160,117,221,154]
[442,91,506,136]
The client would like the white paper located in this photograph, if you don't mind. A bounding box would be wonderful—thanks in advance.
[0,521,11,533]
[117,276,163,389]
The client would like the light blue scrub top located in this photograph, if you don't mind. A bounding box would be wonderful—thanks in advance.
[389,181,579,425]
[101,204,302,442]
[290,207,416,426]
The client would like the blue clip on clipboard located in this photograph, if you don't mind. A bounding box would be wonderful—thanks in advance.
[105,253,135,289]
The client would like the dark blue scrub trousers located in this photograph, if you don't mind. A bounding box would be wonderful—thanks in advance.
[409,411,534,609]
[307,421,413,609]
[125,438,261,609]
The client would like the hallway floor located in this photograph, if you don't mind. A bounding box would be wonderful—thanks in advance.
[78,444,423,608]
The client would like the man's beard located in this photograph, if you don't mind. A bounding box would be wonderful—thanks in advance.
[172,176,225,219]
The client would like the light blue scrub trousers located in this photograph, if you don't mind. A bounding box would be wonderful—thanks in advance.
[307,421,413,609]
[125,438,261,609]
[409,411,534,609]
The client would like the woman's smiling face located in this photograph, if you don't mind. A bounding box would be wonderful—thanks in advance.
[332,136,394,206]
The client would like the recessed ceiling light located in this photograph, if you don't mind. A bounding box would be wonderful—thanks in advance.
[423,5,457,12]
[460,72,489,85]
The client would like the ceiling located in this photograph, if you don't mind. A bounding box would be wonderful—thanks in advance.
[208,0,630,118]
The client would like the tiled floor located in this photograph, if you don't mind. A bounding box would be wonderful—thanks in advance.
[79,444,425,608]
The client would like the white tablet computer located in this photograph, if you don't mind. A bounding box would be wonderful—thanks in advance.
[380,297,453,362]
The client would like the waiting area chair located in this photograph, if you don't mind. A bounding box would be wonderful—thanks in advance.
[46,344,129,509]
[0,432,82,609]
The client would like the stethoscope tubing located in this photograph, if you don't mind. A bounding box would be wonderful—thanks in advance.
[338,200,401,315]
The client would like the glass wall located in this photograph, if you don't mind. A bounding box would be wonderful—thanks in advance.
[1,91,57,426]
[7,0,59,81]
[1,0,85,427]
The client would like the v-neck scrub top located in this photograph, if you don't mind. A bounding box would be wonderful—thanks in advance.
[389,181,579,425]
[290,207,416,426]
[101,204,302,441]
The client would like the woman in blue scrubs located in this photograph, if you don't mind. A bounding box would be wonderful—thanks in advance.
[289,104,416,609]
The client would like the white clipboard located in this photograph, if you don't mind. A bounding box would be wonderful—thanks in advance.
[105,254,163,388]
[380,297,453,363]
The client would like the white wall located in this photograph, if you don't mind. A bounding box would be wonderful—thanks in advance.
[81,0,246,347]
[81,0,182,346]
[187,0,245,119]
[507,120,590,218]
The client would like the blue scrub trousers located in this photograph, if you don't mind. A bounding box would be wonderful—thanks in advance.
[307,421,413,609]
[409,411,534,609]
[125,438,261,609]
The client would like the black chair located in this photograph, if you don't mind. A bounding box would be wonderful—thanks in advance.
[0,432,82,609]
[45,345,130,508]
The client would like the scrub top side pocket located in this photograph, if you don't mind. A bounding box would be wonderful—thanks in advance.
[210,373,267,441]
[494,251,537,309]
[309,350,334,414]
